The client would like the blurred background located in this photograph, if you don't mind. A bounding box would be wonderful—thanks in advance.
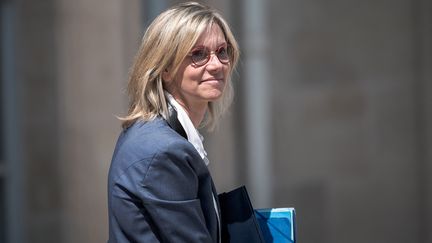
[1,0,431,242]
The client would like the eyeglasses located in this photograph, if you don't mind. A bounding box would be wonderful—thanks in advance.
[188,45,232,67]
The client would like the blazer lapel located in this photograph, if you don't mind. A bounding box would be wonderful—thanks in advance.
[211,179,221,217]
[211,179,222,243]
[166,105,188,139]
[166,102,220,241]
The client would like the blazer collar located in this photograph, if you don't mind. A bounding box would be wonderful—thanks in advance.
[166,104,188,140]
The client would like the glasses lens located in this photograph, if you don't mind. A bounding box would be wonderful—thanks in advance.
[191,48,209,66]
[216,46,230,63]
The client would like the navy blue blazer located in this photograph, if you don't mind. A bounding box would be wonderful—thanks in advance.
[108,117,220,243]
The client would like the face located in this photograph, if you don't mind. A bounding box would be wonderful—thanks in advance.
[164,24,230,113]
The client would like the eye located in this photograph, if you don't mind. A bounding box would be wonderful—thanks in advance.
[217,46,227,55]
[216,46,230,62]
[191,48,208,64]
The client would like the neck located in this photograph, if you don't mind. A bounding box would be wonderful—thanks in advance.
[165,90,208,128]
[179,102,207,128]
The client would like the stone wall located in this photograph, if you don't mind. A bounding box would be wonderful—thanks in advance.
[7,0,431,242]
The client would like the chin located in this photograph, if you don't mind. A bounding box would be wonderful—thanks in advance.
[204,89,224,101]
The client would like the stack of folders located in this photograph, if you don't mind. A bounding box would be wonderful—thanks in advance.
[218,186,296,243]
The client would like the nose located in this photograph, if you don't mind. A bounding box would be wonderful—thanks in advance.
[206,53,223,71]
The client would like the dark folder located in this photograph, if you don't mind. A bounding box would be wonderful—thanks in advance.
[218,186,265,243]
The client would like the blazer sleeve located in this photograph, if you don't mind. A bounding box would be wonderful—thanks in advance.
[109,139,213,243]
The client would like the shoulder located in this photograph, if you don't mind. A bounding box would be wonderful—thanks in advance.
[123,118,198,158]
[108,118,209,201]
[108,118,201,181]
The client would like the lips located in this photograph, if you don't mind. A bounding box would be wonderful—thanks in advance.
[201,78,224,83]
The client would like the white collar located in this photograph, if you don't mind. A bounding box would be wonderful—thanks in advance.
[165,92,210,166]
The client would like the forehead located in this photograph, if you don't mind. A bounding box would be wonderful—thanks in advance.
[193,23,226,47]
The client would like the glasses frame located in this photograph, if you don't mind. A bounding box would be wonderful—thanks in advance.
[187,44,232,67]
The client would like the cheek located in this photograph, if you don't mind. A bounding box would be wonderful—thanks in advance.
[171,65,195,86]
[181,67,203,84]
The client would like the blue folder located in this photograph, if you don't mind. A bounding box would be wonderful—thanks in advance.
[255,208,296,243]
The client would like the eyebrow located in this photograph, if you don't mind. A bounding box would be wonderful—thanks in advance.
[191,42,228,50]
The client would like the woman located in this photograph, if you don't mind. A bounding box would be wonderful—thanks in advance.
[107,2,239,242]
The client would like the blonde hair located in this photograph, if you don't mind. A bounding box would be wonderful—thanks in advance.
[121,1,239,130]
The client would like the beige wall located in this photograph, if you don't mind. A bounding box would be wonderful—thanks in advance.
[268,0,422,242]
[55,0,141,242]
[8,0,432,242]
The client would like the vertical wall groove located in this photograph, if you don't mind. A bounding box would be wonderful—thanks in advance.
[412,0,432,241]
